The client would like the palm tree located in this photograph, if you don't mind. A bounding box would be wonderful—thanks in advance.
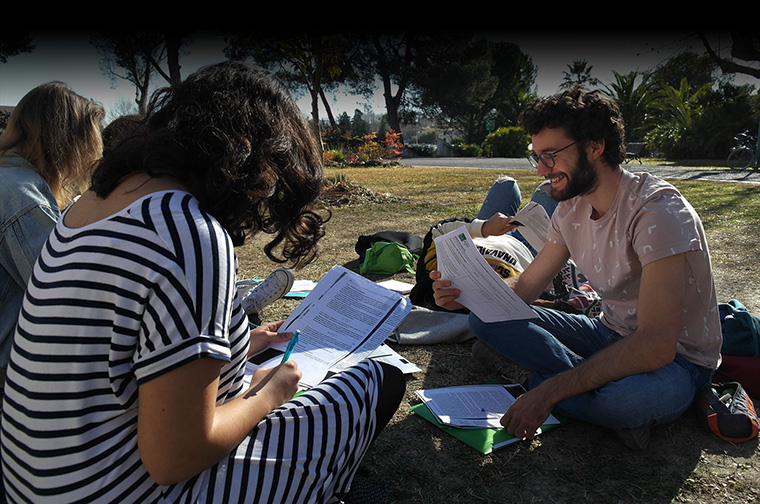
[644,78,710,158]
[603,71,657,142]
[559,60,600,90]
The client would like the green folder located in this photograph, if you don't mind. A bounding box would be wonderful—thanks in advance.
[411,393,565,455]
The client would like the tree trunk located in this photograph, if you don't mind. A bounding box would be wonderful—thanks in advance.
[319,88,337,131]
[164,33,183,86]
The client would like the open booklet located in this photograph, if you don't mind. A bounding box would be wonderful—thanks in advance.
[511,201,550,253]
[433,226,536,323]
[412,383,563,454]
[245,265,412,388]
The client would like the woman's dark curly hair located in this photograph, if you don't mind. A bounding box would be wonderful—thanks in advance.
[518,86,626,167]
[90,61,328,268]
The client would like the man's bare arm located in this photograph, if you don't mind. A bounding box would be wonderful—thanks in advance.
[509,241,570,302]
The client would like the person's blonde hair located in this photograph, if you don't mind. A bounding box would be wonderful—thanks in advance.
[0,81,105,207]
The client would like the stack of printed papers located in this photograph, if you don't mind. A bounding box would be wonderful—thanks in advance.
[416,384,537,428]
[246,265,411,388]
[412,383,564,454]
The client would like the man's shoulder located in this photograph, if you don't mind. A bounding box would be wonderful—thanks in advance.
[624,170,682,201]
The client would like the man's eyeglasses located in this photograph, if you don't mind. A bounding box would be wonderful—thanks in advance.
[527,141,577,169]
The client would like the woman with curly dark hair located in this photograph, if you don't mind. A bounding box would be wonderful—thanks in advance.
[1,61,404,503]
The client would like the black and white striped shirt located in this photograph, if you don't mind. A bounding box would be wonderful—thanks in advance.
[1,191,251,502]
[2,190,384,504]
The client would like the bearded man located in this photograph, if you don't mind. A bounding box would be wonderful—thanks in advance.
[431,87,722,449]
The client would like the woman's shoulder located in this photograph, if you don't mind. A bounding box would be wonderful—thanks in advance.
[132,190,235,255]
[0,156,57,218]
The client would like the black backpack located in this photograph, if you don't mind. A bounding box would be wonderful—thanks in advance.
[409,217,473,311]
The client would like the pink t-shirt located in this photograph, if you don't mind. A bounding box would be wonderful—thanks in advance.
[547,170,722,369]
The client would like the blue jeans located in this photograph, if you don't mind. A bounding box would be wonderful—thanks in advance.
[476,177,557,256]
[469,307,714,430]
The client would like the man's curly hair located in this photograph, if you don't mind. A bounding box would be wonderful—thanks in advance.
[518,86,626,167]
[91,61,328,268]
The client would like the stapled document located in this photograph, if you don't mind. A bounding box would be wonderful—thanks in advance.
[246,265,412,388]
[433,226,536,323]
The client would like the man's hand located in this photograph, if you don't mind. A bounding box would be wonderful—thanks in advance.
[430,270,465,311]
[500,386,555,439]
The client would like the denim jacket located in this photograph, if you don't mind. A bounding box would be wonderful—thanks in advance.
[0,155,59,368]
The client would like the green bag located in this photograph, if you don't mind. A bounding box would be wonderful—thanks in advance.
[719,299,760,357]
[359,241,417,275]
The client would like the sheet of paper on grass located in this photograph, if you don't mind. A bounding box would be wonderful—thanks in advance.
[285,279,318,298]
[376,279,414,294]
[512,201,551,253]
[433,226,536,323]
[246,265,411,388]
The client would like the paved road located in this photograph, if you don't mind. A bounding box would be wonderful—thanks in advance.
[400,157,760,184]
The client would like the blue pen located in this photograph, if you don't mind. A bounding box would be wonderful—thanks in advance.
[280,330,300,364]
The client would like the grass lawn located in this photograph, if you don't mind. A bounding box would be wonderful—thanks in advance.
[236,164,760,504]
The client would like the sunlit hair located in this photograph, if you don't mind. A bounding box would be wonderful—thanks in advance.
[90,61,329,267]
[0,81,105,207]
[519,86,626,167]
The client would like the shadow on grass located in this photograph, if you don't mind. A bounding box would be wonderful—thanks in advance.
[337,258,760,504]
[362,341,760,503]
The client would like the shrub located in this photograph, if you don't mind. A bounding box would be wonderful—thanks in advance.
[382,130,403,160]
[416,129,437,144]
[453,142,482,157]
[324,149,348,166]
[405,144,436,157]
[482,127,530,158]
[323,129,404,166]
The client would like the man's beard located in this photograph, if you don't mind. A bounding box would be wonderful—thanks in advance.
[550,150,599,202]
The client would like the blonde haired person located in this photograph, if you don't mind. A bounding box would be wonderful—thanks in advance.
[0,81,104,386]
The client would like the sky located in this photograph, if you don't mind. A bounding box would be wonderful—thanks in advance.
[1,30,756,121]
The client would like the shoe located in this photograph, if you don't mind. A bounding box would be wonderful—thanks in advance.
[235,278,261,299]
[240,267,295,316]
[471,339,531,387]
[615,426,651,450]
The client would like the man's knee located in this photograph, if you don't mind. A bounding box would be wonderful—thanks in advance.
[468,312,528,347]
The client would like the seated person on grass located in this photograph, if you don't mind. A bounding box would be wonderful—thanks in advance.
[0,62,404,503]
[412,176,599,318]
[411,176,554,308]
[431,87,722,450]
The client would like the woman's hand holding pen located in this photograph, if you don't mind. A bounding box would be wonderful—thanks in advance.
[247,362,301,410]
[246,320,302,408]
